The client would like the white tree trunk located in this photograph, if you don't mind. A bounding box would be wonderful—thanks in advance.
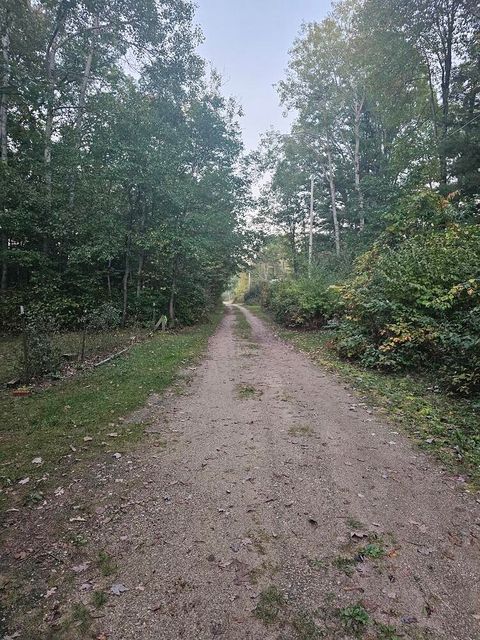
[326,136,340,257]
[69,14,100,207]
[354,96,365,231]
[44,7,68,252]
[0,20,9,164]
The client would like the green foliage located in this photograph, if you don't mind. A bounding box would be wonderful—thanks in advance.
[264,276,339,328]
[254,586,286,625]
[21,312,59,381]
[0,0,246,332]
[338,604,370,633]
[336,218,480,393]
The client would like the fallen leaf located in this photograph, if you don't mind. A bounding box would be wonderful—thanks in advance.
[18,477,30,485]
[350,531,368,539]
[32,457,43,465]
[83,436,93,442]
[110,583,128,596]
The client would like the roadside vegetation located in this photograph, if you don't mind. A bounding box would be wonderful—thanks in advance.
[0,312,222,510]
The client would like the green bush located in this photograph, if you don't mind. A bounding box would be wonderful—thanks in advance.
[336,223,480,393]
[264,276,339,328]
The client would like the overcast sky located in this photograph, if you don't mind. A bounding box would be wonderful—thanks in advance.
[195,0,332,151]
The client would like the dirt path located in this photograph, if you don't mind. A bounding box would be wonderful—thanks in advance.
[87,305,479,639]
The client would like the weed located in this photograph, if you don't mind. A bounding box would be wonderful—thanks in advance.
[375,622,401,639]
[347,517,364,529]
[339,603,369,634]
[307,558,326,570]
[249,560,280,584]
[233,308,253,341]
[91,590,108,609]
[333,555,356,576]
[254,585,286,625]
[291,611,324,639]
[236,384,261,399]
[70,533,88,547]
[358,542,385,559]
[288,424,313,437]
[70,602,92,634]
[97,550,116,576]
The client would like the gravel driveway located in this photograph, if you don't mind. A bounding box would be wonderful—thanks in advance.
[92,305,480,639]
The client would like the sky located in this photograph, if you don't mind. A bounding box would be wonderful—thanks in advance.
[195,0,332,152]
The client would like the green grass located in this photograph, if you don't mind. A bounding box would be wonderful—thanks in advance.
[97,550,116,576]
[236,383,261,399]
[254,585,286,625]
[0,328,150,385]
[91,590,108,609]
[339,604,370,634]
[357,542,385,559]
[288,424,313,437]
[247,304,480,488]
[0,313,222,509]
[233,307,252,340]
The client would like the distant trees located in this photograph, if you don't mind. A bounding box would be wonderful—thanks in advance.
[0,0,247,329]
[257,0,479,263]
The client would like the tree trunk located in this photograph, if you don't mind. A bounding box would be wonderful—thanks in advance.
[122,191,134,327]
[136,251,145,299]
[1,232,7,294]
[326,135,340,257]
[106,258,112,298]
[136,190,147,299]
[168,268,176,324]
[44,3,69,253]
[353,95,365,231]
[0,13,9,164]
[438,9,455,187]
[69,14,99,206]
[122,236,131,327]
[1,13,10,293]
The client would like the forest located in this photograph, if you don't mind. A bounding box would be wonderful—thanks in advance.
[238,0,480,396]
[0,0,248,336]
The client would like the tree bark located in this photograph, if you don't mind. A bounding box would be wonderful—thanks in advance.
[326,134,340,257]
[168,267,176,324]
[122,190,135,327]
[106,257,112,298]
[0,13,9,164]
[353,95,365,231]
[44,2,69,253]
[1,11,10,293]
[69,14,100,206]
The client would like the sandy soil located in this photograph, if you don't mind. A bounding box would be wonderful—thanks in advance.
[82,305,479,640]
[5,305,478,639]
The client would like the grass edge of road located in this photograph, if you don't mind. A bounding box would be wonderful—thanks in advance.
[0,309,224,511]
[245,304,480,491]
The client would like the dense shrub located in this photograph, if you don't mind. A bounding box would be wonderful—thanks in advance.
[335,223,480,393]
[264,277,339,328]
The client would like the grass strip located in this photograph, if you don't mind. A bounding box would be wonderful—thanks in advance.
[0,312,222,508]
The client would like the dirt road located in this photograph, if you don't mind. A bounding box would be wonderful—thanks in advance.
[88,305,479,639]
